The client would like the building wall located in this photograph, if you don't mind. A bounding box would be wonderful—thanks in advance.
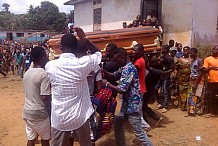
[74,1,93,32]
[73,0,218,46]
[192,0,218,45]
[101,0,141,31]
[161,0,193,46]
[0,31,49,42]
[74,0,141,32]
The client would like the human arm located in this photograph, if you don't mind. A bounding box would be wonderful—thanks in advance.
[203,66,218,72]
[102,69,116,79]
[95,69,102,92]
[74,27,100,54]
[194,59,203,92]
[202,57,218,73]
[41,95,51,102]
[159,26,163,34]
[103,79,123,94]
[40,72,51,102]
[164,57,175,74]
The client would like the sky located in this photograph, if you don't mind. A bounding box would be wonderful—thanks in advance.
[0,0,74,14]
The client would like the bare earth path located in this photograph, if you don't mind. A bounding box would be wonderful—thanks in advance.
[0,75,218,146]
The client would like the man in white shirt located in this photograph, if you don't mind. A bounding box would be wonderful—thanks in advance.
[45,27,102,146]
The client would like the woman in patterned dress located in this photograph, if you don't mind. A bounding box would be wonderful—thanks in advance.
[176,46,191,111]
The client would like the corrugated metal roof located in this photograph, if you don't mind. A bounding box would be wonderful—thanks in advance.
[64,0,89,5]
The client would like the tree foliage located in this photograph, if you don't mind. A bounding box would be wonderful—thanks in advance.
[0,1,67,32]
[2,3,10,12]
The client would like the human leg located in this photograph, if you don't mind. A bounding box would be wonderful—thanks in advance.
[0,66,7,77]
[24,119,39,146]
[179,84,189,111]
[128,113,153,146]
[74,120,92,146]
[27,138,36,146]
[51,127,71,146]
[139,93,151,130]
[114,112,126,146]
[41,139,49,146]
[143,92,161,121]
[206,83,218,114]
[155,80,163,109]
[162,79,171,112]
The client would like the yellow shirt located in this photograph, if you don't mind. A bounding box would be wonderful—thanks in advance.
[203,56,218,83]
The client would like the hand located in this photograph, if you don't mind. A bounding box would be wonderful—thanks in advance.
[73,27,86,40]
[102,79,108,86]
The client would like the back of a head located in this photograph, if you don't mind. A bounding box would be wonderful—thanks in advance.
[30,46,45,63]
[61,34,78,53]
[76,41,88,58]
[115,48,127,58]
[107,43,118,51]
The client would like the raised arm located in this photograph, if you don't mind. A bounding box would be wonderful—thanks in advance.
[73,27,100,54]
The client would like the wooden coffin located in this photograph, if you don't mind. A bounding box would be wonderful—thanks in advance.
[48,26,160,57]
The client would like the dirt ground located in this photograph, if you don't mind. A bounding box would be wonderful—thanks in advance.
[0,75,218,146]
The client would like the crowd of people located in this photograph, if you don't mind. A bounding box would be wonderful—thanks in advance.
[168,40,218,117]
[123,10,159,28]
[1,26,218,146]
[122,11,163,46]
[0,39,49,78]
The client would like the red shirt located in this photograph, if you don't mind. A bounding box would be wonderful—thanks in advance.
[134,57,147,93]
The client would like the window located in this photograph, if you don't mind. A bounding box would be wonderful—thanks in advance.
[93,0,101,5]
[93,8,102,31]
[40,33,45,37]
[16,33,24,37]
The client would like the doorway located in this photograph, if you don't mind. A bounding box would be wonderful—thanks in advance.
[6,33,13,40]
[141,0,162,23]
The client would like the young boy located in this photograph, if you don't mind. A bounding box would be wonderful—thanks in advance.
[103,48,153,146]
[22,46,51,146]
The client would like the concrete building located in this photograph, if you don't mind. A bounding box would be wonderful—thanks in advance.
[64,0,218,46]
[0,29,50,42]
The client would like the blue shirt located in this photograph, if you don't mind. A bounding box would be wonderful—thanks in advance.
[176,51,183,59]
[115,62,141,114]
[190,58,202,78]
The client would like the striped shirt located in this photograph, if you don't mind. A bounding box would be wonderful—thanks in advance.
[45,52,102,131]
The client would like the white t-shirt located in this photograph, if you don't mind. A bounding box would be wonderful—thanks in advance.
[146,15,157,23]
[23,68,51,121]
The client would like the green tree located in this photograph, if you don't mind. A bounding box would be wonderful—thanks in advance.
[2,3,10,12]
[25,1,67,32]
[0,1,67,32]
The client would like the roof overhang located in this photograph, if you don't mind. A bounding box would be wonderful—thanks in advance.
[64,0,89,5]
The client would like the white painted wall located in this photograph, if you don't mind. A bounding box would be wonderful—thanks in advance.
[73,0,218,45]
[74,1,93,32]
[74,0,141,32]
[101,0,141,30]
[161,0,193,46]
[192,0,218,45]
